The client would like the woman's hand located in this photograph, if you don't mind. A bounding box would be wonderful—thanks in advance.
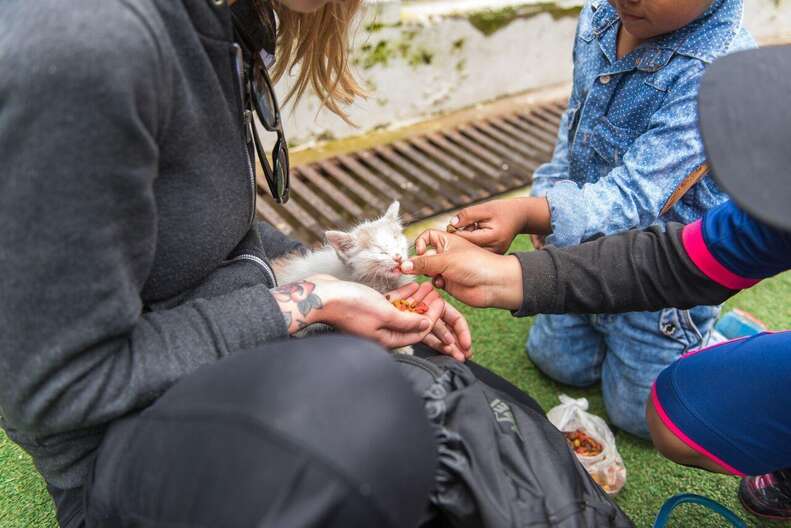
[400,231,524,310]
[449,197,552,254]
[387,282,473,362]
[273,275,439,349]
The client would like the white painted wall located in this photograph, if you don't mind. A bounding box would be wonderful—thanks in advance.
[273,0,791,147]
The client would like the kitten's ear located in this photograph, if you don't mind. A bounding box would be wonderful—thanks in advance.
[384,201,400,220]
[325,231,355,254]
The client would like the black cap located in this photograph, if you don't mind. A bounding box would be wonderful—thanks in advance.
[699,45,791,231]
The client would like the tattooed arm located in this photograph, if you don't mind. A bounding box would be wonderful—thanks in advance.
[271,278,326,334]
[271,275,442,349]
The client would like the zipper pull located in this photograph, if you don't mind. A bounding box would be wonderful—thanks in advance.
[243,109,253,143]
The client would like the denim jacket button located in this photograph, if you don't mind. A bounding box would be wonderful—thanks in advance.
[599,75,612,85]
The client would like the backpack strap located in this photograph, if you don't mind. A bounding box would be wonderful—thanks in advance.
[653,493,746,528]
[660,163,711,215]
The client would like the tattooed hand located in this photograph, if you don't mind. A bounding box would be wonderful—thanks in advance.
[272,274,439,349]
[272,280,325,332]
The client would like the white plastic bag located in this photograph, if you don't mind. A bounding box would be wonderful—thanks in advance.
[547,395,627,495]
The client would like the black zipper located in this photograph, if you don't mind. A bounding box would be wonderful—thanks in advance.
[232,42,257,228]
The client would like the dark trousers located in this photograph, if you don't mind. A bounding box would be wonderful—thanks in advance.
[49,337,543,528]
[50,336,436,528]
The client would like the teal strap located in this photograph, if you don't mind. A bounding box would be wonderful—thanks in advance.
[653,493,746,528]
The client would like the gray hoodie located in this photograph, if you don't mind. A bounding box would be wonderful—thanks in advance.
[0,0,302,489]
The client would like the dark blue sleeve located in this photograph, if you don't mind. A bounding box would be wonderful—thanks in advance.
[682,201,791,289]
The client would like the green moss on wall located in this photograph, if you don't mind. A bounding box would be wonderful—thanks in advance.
[356,40,394,69]
[409,48,434,67]
[364,20,403,33]
[466,2,582,36]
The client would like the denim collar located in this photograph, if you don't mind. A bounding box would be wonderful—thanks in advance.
[589,0,743,71]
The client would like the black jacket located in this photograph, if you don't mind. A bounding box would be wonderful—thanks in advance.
[513,223,735,316]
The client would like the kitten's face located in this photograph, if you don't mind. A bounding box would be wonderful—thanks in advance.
[325,202,410,287]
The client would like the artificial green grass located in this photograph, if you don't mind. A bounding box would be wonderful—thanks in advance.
[459,236,791,528]
[1,235,789,527]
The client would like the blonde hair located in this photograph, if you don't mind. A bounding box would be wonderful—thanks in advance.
[268,0,365,122]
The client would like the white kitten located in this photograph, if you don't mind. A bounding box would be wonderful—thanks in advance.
[272,201,417,354]
[273,201,413,292]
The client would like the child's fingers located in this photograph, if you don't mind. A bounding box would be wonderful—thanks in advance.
[452,226,498,246]
[413,229,448,256]
[450,203,492,230]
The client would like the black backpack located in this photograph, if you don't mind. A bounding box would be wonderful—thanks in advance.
[395,353,634,528]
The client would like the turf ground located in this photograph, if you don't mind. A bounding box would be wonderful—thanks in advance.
[1,235,789,527]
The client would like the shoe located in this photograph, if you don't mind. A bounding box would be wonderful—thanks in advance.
[739,469,791,520]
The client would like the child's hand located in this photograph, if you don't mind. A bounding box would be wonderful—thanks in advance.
[530,234,546,250]
[448,197,552,254]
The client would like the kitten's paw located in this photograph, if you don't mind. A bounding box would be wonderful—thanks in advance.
[393,345,414,355]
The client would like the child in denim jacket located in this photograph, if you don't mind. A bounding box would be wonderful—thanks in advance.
[447,0,754,438]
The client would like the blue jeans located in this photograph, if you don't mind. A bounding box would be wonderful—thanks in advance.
[527,306,719,439]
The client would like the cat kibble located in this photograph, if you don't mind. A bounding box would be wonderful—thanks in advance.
[391,299,429,314]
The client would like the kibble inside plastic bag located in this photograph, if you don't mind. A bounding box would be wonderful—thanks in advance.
[547,395,627,495]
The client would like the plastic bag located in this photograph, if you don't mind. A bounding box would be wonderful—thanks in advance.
[547,395,627,496]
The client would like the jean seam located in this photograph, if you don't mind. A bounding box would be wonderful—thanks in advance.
[680,309,704,347]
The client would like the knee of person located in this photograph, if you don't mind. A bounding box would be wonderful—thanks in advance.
[646,399,697,466]
[526,342,598,388]
[606,398,651,440]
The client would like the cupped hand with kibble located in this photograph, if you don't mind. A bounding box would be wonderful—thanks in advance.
[272,275,470,359]
[386,282,472,362]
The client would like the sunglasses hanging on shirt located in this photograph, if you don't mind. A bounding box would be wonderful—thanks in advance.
[231,0,291,204]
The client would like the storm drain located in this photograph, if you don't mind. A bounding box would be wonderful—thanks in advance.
[256,98,566,246]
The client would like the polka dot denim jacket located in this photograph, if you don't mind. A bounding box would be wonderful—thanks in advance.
[532,0,755,248]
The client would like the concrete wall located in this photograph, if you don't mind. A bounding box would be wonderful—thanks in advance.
[274,0,791,148]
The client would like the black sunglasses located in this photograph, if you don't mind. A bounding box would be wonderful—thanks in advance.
[241,48,290,204]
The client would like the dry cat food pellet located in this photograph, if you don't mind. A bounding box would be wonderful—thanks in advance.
[446,224,458,233]
[391,299,429,314]
[591,473,614,494]
[563,429,604,457]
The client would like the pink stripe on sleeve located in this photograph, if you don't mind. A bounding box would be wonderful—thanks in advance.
[651,384,746,477]
[682,220,760,290]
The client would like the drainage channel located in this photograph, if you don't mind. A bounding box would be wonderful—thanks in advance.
[256,98,566,246]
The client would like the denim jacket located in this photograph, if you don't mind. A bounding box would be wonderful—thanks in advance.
[532,0,755,247]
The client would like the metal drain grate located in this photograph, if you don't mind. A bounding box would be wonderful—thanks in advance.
[256,98,566,245]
